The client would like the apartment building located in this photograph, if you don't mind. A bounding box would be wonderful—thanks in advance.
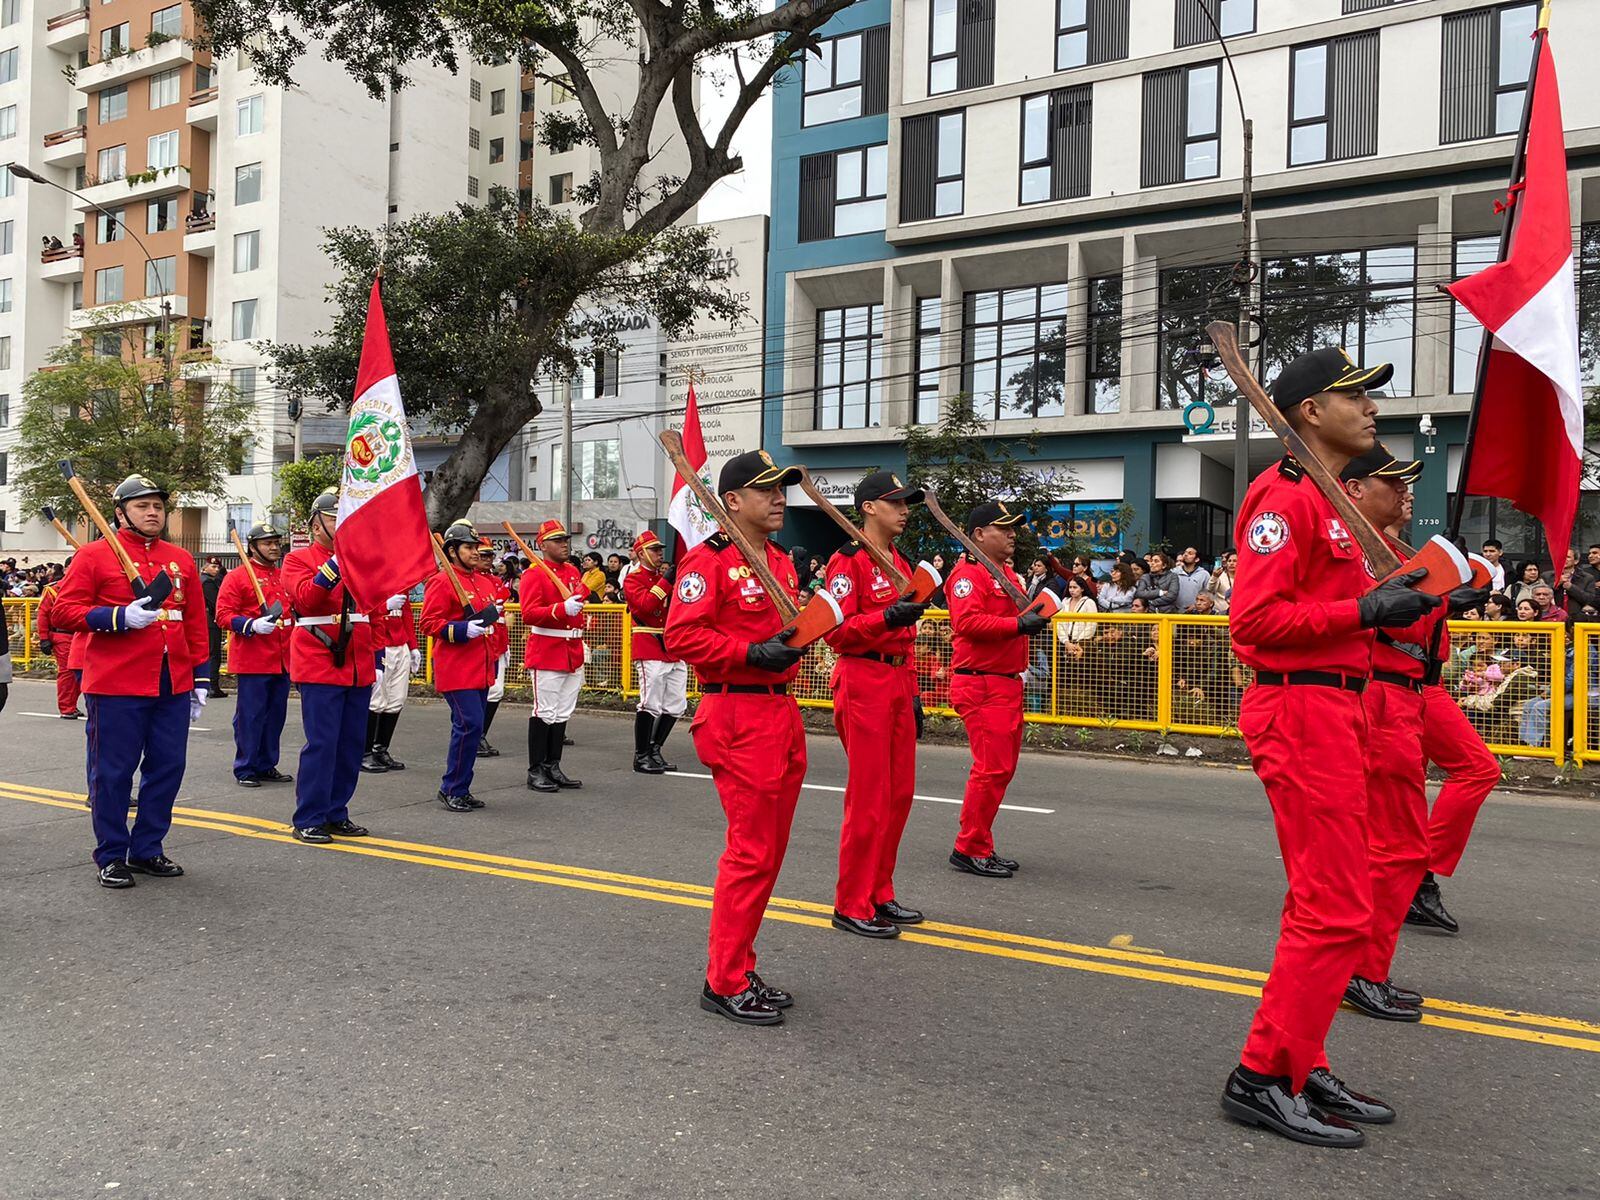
[764,0,1600,561]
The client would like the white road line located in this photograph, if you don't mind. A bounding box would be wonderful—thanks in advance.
[666,770,1055,815]
[18,712,75,719]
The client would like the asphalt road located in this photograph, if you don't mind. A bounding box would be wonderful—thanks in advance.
[1,677,1597,1200]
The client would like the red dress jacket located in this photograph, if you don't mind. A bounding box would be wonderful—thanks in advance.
[52,529,210,696]
[665,533,801,687]
[421,568,500,692]
[281,543,376,688]
[215,562,291,675]
[946,556,1028,675]
[623,564,676,664]
[519,559,587,673]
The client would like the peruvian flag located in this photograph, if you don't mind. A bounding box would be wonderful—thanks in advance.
[334,278,435,608]
[1445,32,1583,573]
[666,382,718,551]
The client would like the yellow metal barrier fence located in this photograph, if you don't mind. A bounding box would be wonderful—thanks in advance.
[2,598,1581,764]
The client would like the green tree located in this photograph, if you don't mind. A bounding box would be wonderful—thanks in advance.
[11,321,256,526]
[900,402,1078,568]
[273,454,343,527]
[193,0,865,525]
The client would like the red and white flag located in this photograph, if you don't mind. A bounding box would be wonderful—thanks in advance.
[334,278,435,608]
[1445,32,1582,573]
[666,382,718,551]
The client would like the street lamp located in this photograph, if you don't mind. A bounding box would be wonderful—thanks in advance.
[8,163,174,375]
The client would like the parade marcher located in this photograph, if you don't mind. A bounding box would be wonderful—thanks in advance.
[622,529,686,774]
[214,523,294,788]
[944,500,1041,880]
[823,471,930,937]
[363,586,420,773]
[52,475,210,887]
[281,488,375,844]
[519,519,587,793]
[1410,701,1502,935]
[665,449,808,1026]
[1221,348,1442,1149]
[477,554,513,758]
[420,521,502,812]
[35,578,84,718]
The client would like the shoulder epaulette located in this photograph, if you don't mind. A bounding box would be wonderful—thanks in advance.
[1277,456,1304,481]
[706,532,731,551]
[837,542,863,558]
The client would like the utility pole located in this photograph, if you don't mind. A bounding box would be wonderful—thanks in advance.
[561,374,574,532]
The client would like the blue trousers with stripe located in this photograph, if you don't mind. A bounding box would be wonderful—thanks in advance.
[85,668,189,868]
[293,682,370,829]
[232,672,290,780]
[442,688,488,798]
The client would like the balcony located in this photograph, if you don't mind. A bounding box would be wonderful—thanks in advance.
[183,210,216,256]
[76,164,192,212]
[186,86,219,131]
[75,37,195,92]
[44,7,89,53]
[70,293,190,331]
[41,124,87,168]
[40,245,85,283]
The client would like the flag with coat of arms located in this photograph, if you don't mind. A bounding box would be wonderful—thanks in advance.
[666,381,719,551]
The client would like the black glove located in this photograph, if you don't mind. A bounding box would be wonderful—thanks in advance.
[913,696,925,740]
[883,598,928,629]
[745,628,804,673]
[1446,584,1491,616]
[1357,568,1444,629]
[1016,610,1049,636]
[38,638,53,654]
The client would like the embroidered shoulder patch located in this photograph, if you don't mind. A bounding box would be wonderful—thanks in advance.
[951,577,975,599]
[1247,512,1290,555]
[677,572,707,603]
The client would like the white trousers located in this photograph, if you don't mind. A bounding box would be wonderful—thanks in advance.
[489,652,507,703]
[530,666,583,723]
[370,645,411,713]
[636,659,688,717]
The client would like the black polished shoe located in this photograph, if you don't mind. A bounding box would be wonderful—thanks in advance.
[61,710,83,720]
[563,735,575,747]
[1220,1067,1364,1148]
[949,851,1013,878]
[1385,978,1423,1007]
[989,853,1020,872]
[1304,1067,1396,1125]
[293,825,334,844]
[126,855,184,878]
[359,752,388,774]
[462,793,485,809]
[745,971,793,1009]
[258,767,293,784]
[545,763,582,789]
[699,982,783,1026]
[634,752,665,775]
[1409,878,1460,934]
[831,909,901,939]
[375,748,405,771]
[1344,975,1423,1022]
[327,819,370,837]
[527,766,559,793]
[649,746,677,772]
[236,775,262,788]
[478,737,500,758]
[438,791,475,813]
[98,861,135,889]
[876,899,925,925]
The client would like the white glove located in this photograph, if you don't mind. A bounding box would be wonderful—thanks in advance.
[562,595,586,617]
[122,596,160,630]
[409,648,423,674]
[464,620,490,639]
[190,686,208,723]
[249,615,278,635]
[386,593,407,614]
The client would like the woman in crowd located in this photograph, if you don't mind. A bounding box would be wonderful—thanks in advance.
[1068,555,1099,600]
[1509,561,1544,605]
[1483,592,1511,622]
[1203,549,1237,613]
[1098,561,1137,613]
[1515,597,1540,623]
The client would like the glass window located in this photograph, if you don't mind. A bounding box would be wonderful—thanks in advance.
[231,367,257,402]
[1087,275,1122,413]
[832,144,888,236]
[232,298,258,340]
[1261,246,1416,398]
[490,88,505,115]
[147,130,179,170]
[1157,263,1241,409]
[237,94,264,136]
[0,163,12,197]
[1184,64,1220,180]
[803,32,865,126]
[815,303,885,430]
[147,197,177,234]
[1493,3,1537,135]
[145,255,175,296]
[0,277,8,311]
[98,23,128,59]
[1219,0,1255,37]
[1289,43,1328,166]
[0,106,14,141]
[0,219,10,254]
[95,265,124,305]
[150,4,181,38]
[549,173,573,204]
[929,0,957,95]
[467,175,479,198]
[98,85,128,124]
[97,208,124,242]
[1056,0,1088,70]
[0,48,15,84]
[1,0,19,27]
[1021,95,1051,204]
[1578,223,1600,393]
[233,230,260,272]
[149,69,181,109]
[963,284,1069,420]
[914,297,943,425]
[235,162,261,204]
[489,137,504,164]
[468,127,480,150]
[1451,236,1499,392]
[551,439,622,502]
[935,111,964,217]
[97,144,126,181]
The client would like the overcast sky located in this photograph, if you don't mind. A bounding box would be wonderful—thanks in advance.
[695,50,775,221]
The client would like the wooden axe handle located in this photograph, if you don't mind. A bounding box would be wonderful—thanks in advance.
[60,469,141,585]
[922,490,1033,612]
[431,533,475,608]
[230,526,269,610]
[43,509,83,550]
[500,523,574,602]
[656,430,800,623]
[794,466,910,592]
[1204,321,1403,576]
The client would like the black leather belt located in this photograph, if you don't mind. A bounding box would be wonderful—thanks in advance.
[955,667,1016,678]
[846,652,906,667]
[701,683,789,695]
[1254,670,1368,694]
[1371,670,1424,694]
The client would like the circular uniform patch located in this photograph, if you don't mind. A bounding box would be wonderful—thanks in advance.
[1247,512,1290,555]
[828,574,852,599]
[676,571,707,603]
[951,577,975,599]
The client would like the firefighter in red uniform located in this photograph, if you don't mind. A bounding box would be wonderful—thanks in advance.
[36,577,84,718]
[215,522,294,787]
[421,521,502,812]
[282,488,375,844]
[52,475,211,888]
[944,500,1042,879]
[665,449,808,1026]
[823,470,930,937]
[477,556,513,758]
[363,588,420,773]
[622,530,686,774]
[1221,348,1442,1149]
[519,519,587,792]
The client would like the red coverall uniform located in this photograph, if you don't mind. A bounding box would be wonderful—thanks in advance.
[1230,457,1376,1092]
[823,543,918,919]
[1420,649,1501,876]
[36,583,81,716]
[214,561,292,782]
[665,532,806,996]
[945,555,1028,860]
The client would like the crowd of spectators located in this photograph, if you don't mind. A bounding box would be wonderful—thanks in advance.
[2,558,68,598]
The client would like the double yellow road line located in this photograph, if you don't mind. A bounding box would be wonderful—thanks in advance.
[3,777,1597,1055]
